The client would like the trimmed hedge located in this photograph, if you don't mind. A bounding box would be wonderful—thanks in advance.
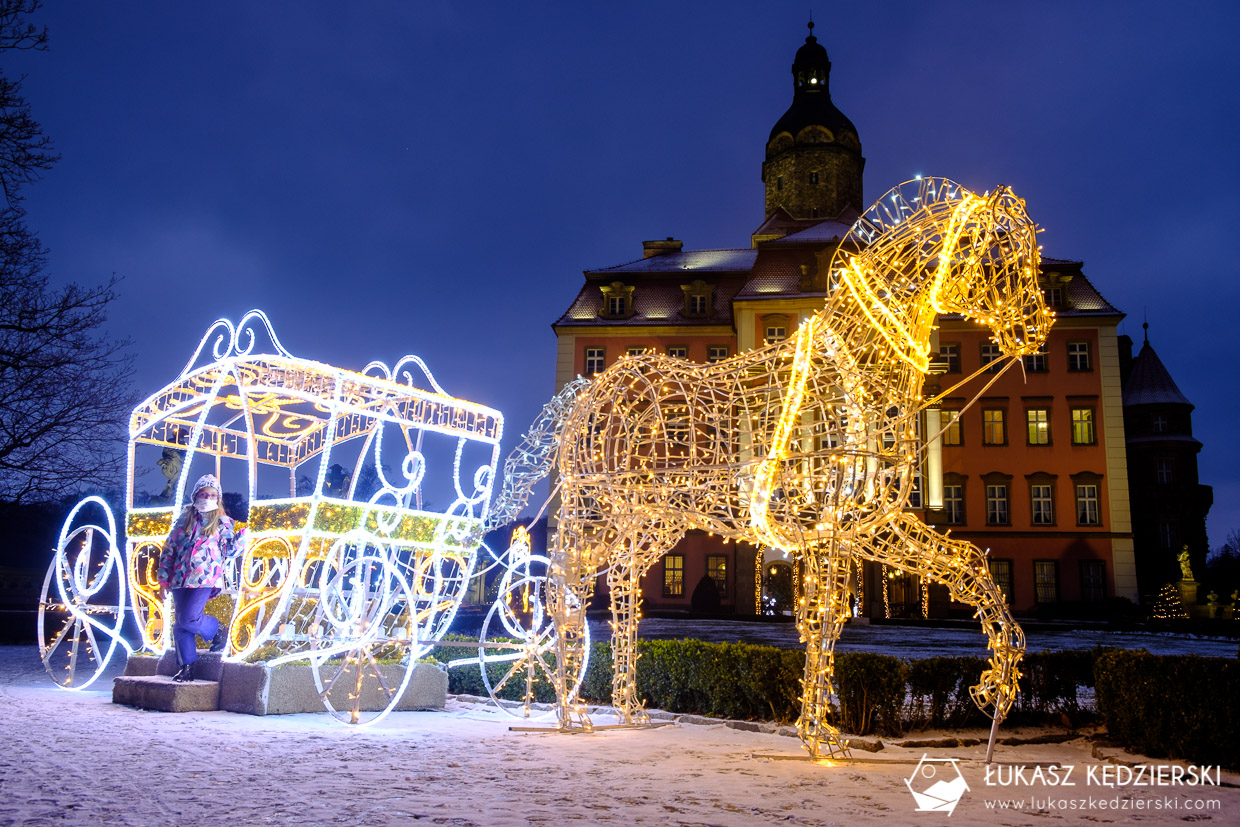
[1094,650,1239,770]
[441,636,1114,737]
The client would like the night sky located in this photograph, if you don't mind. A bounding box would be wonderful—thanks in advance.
[11,2,1240,542]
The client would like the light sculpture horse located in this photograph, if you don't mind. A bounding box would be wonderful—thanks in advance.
[528,177,1053,759]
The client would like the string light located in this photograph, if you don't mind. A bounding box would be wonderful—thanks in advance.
[522,178,1048,758]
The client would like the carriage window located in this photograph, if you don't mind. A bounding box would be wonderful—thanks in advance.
[980,343,1002,373]
[1080,560,1106,601]
[1030,483,1054,525]
[1075,484,1100,526]
[1068,341,1091,371]
[662,554,685,597]
[941,410,962,446]
[666,345,688,359]
[985,484,1009,525]
[1026,408,1050,445]
[706,555,727,592]
[982,409,1006,445]
[939,343,960,374]
[1034,560,1059,603]
[988,559,1014,604]
[584,348,605,376]
[707,346,729,363]
[1070,407,1095,445]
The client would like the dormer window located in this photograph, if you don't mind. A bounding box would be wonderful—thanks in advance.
[599,281,636,319]
[680,279,714,318]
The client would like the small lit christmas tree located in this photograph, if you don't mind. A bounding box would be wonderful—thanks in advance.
[1151,583,1188,620]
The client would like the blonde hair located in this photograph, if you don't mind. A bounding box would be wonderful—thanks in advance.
[175,487,223,537]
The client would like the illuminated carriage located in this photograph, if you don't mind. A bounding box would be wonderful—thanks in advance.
[38,310,577,724]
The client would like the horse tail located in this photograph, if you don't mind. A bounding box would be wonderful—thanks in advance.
[485,376,592,531]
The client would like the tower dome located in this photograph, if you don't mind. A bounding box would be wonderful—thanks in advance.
[762,22,865,220]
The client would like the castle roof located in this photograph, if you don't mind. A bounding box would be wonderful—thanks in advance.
[1124,339,1194,408]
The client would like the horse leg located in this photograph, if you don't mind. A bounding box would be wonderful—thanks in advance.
[796,545,853,759]
[853,512,1026,758]
[606,551,650,725]
[547,522,599,733]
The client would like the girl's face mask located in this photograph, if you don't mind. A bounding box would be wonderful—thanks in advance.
[194,492,219,513]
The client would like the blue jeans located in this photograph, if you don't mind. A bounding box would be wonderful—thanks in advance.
[172,587,219,666]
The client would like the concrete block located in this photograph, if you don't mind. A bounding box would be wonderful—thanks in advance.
[112,675,220,712]
[219,660,447,716]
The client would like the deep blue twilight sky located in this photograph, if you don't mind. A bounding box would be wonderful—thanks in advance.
[10,2,1240,542]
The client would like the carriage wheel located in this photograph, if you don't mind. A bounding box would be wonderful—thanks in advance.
[477,554,591,721]
[37,497,133,689]
[307,538,416,726]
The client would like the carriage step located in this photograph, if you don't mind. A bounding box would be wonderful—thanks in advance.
[112,675,220,713]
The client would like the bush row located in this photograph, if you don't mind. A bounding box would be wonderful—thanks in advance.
[438,636,1101,736]
[1094,650,1238,769]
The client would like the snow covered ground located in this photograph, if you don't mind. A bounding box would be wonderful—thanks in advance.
[3,646,1237,826]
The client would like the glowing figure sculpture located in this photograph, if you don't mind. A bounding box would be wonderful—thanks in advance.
[38,310,511,725]
[533,178,1052,758]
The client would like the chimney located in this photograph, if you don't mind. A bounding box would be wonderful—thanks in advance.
[642,237,683,259]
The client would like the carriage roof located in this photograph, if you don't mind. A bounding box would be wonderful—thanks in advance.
[128,312,503,470]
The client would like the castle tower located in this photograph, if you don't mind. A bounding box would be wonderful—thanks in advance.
[762,22,865,220]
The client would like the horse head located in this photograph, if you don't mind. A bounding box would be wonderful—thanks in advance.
[828,177,1051,372]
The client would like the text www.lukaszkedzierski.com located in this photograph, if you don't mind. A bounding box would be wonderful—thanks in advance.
[984,796,1221,812]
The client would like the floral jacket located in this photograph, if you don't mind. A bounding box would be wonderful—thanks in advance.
[157,511,246,591]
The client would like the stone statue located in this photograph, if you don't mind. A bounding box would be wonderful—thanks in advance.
[1177,545,1194,581]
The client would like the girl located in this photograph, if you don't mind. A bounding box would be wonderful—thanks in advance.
[156,473,246,682]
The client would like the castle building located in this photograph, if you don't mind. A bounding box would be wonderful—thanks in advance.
[551,24,1142,618]
[1119,327,1213,599]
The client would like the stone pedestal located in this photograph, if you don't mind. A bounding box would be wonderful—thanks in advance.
[1176,579,1198,608]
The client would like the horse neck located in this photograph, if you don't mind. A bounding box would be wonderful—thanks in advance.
[812,265,938,382]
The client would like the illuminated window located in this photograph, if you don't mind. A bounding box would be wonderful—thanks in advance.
[1075,484,1100,526]
[988,559,1013,603]
[1080,560,1105,601]
[667,345,688,359]
[942,410,962,446]
[584,348,605,376]
[943,483,964,524]
[980,343,1002,373]
[706,346,729,362]
[662,553,685,597]
[706,555,727,592]
[1026,408,1050,445]
[1022,345,1048,373]
[1034,561,1058,603]
[982,408,1006,445]
[1030,483,1054,525]
[1071,407,1095,445]
[1068,341,1091,371]
[939,343,961,373]
[985,484,1009,525]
